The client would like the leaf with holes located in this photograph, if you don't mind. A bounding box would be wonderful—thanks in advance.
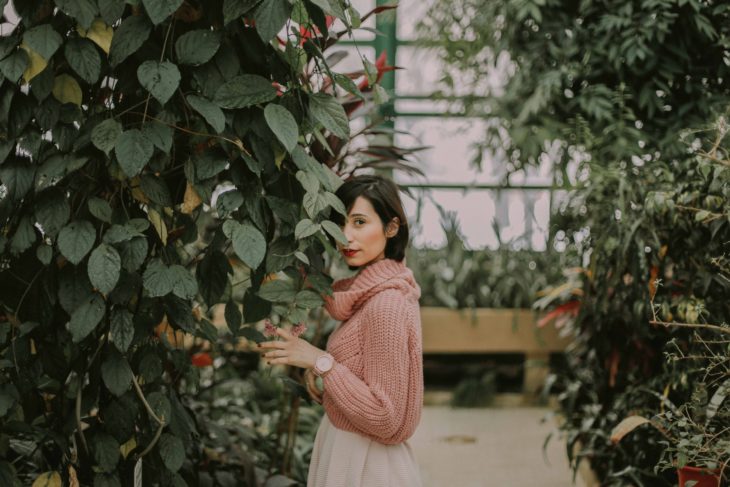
[137,60,180,105]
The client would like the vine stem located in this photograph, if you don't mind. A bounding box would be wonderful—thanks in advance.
[649,319,730,336]
[124,111,252,155]
[131,373,167,460]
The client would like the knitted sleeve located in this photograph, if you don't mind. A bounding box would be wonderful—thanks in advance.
[321,289,414,444]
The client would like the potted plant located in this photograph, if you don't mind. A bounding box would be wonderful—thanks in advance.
[611,333,730,487]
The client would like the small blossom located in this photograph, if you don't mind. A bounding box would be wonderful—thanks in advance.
[291,322,308,337]
[263,319,278,338]
[191,352,213,367]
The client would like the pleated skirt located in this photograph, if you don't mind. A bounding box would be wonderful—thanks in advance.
[307,414,423,487]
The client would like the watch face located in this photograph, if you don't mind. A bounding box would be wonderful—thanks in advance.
[316,355,333,372]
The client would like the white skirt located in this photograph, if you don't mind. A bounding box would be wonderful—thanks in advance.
[307,414,423,487]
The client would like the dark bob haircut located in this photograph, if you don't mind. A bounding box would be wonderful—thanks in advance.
[329,174,410,262]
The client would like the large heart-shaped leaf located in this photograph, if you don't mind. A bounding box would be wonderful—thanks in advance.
[175,30,221,65]
[137,60,180,105]
[213,74,277,109]
[88,243,121,294]
[58,220,96,265]
[114,129,153,177]
[142,0,184,25]
[231,222,266,270]
[264,104,298,152]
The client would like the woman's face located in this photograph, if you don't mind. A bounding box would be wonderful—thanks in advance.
[338,196,398,267]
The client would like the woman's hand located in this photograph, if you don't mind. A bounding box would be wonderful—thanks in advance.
[257,326,324,370]
[304,368,323,404]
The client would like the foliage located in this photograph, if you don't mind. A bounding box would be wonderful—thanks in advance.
[421,1,730,484]
[0,0,397,484]
[538,128,730,485]
[419,0,730,173]
[407,201,570,309]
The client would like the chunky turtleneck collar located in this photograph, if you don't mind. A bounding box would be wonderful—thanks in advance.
[323,258,421,321]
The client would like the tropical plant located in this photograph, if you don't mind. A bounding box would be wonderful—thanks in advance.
[0,0,399,485]
[419,1,730,483]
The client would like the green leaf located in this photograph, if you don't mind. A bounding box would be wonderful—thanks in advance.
[264,104,298,152]
[225,300,242,334]
[88,244,121,294]
[88,197,113,223]
[294,218,320,239]
[114,129,153,177]
[186,95,225,133]
[309,0,347,21]
[302,191,328,218]
[231,222,266,270]
[23,25,62,60]
[175,30,221,65]
[36,244,52,265]
[168,265,198,299]
[56,0,98,29]
[322,191,346,216]
[296,170,320,193]
[119,237,148,272]
[0,383,19,417]
[92,119,123,155]
[295,289,323,309]
[309,92,349,139]
[10,216,36,255]
[142,121,173,152]
[143,259,173,297]
[140,174,173,207]
[197,250,232,306]
[363,56,377,85]
[254,0,293,42]
[213,74,277,109]
[137,60,180,105]
[142,0,184,25]
[58,220,96,265]
[216,189,244,216]
[258,279,297,302]
[92,432,120,472]
[64,38,101,84]
[35,189,70,238]
[0,50,29,83]
[101,350,132,396]
[158,433,185,472]
[110,308,134,352]
[98,0,126,24]
[321,220,347,245]
[223,0,262,25]
[109,16,152,66]
[333,72,364,99]
[69,294,105,342]
[147,391,171,423]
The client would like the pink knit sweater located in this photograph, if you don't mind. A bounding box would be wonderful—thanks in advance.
[320,258,423,445]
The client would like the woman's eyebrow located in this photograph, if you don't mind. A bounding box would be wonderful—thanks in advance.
[349,213,368,218]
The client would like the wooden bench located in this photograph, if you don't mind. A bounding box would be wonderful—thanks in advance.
[419,307,571,399]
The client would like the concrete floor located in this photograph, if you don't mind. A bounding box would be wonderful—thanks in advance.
[410,406,586,487]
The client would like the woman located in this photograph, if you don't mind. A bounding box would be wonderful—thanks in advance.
[257,174,424,487]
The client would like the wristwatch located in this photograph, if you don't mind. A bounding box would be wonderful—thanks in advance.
[313,353,334,377]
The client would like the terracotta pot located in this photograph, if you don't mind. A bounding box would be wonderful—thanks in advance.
[677,466,721,487]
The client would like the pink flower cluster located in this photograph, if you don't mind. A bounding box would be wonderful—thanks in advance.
[263,319,308,338]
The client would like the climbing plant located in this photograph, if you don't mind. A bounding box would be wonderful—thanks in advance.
[0,0,388,485]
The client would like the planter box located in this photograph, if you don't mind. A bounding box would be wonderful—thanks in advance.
[420,307,571,399]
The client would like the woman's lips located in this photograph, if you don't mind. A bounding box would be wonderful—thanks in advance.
[343,249,359,257]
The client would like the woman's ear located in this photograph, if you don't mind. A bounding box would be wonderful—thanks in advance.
[385,218,400,238]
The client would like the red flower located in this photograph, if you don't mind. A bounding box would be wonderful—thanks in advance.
[537,300,580,328]
[191,352,213,367]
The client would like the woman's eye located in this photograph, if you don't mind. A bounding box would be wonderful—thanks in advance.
[355,219,365,225]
